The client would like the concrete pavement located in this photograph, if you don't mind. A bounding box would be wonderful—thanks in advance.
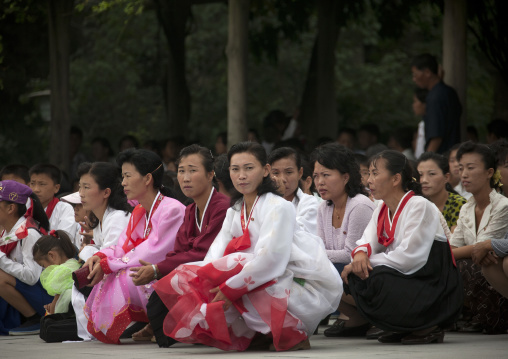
[1,328,507,359]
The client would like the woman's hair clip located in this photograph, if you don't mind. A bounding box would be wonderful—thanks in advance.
[151,163,163,174]
[209,150,214,160]
[412,177,417,182]
[49,230,59,238]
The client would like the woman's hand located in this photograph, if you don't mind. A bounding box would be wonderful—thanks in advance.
[84,255,104,286]
[210,286,232,311]
[341,264,353,285]
[271,176,285,196]
[130,260,158,286]
[479,252,498,267]
[472,240,493,265]
[79,216,94,243]
[351,252,372,280]
[84,255,100,272]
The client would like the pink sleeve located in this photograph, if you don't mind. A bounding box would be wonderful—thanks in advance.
[102,199,185,273]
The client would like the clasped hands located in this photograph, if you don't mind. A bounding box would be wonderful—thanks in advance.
[341,252,372,285]
[471,240,498,266]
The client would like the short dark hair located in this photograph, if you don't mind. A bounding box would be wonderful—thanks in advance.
[178,144,215,173]
[29,164,62,185]
[489,139,508,166]
[337,127,357,138]
[91,137,114,156]
[411,53,438,75]
[310,143,369,204]
[214,154,234,194]
[268,147,303,202]
[117,148,175,199]
[268,147,302,169]
[0,164,30,183]
[77,162,132,228]
[118,135,139,149]
[391,126,415,150]
[353,153,369,167]
[216,132,228,146]
[487,119,508,139]
[70,126,83,138]
[300,156,316,194]
[370,150,422,195]
[456,141,498,189]
[359,123,380,137]
[417,152,457,193]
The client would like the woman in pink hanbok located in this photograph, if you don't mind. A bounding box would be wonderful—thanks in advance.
[154,142,342,351]
[83,149,185,344]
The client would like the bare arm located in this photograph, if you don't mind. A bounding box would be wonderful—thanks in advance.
[452,245,473,260]
[426,137,443,153]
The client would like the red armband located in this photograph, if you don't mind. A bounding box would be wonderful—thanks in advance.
[352,244,372,258]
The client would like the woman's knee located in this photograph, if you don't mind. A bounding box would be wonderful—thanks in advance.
[482,261,505,283]
[0,269,16,293]
[503,257,508,276]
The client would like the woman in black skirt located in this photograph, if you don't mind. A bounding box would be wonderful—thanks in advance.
[341,150,462,344]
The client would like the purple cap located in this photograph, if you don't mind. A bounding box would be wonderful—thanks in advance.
[0,180,33,205]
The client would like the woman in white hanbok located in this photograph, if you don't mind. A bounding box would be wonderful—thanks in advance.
[342,150,462,345]
[71,162,132,340]
[154,142,341,352]
[268,147,319,235]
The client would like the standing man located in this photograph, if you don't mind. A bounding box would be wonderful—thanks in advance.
[411,54,462,154]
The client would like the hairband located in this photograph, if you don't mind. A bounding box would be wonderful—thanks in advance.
[151,163,162,174]
[49,230,59,238]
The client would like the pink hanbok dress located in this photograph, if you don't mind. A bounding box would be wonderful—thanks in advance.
[84,193,185,343]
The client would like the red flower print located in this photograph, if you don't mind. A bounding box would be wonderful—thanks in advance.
[244,276,255,285]
[234,254,246,263]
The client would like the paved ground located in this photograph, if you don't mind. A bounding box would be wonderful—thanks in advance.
[1,328,507,359]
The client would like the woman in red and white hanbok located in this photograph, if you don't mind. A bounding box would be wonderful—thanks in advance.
[154,142,341,351]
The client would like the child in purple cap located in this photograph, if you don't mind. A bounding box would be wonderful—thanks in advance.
[0,180,52,336]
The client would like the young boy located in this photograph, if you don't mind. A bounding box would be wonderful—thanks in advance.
[0,164,30,185]
[29,164,78,246]
[60,192,93,250]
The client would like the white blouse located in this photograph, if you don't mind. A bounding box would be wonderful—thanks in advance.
[450,189,508,247]
[0,217,43,285]
[291,188,319,235]
[48,201,79,246]
[354,193,445,275]
[79,207,131,261]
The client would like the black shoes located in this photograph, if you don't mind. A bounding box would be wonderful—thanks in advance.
[401,329,445,345]
[378,328,445,344]
[366,326,386,340]
[323,319,370,337]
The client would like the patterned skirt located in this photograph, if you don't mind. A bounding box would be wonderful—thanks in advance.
[457,258,508,334]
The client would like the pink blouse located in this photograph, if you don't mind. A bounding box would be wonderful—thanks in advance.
[317,194,375,264]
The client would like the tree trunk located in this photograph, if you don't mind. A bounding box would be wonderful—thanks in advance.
[299,0,339,143]
[48,0,73,173]
[442,0,467,141]
[153,0,191,136]
[226,0,249,148]
[493,76,508,120]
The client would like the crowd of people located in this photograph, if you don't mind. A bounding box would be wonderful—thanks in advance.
[0,53,507,351]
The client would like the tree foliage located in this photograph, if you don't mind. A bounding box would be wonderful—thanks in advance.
[0,0,502,166]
